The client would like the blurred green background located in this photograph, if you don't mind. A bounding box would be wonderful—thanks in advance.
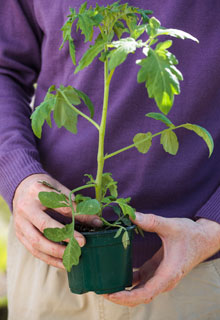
[0,196,10,319]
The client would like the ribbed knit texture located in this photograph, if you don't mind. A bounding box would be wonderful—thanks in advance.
[0,149,46,211]
[0,0,219,265]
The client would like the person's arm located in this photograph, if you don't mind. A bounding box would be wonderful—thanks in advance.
[0,0,102,269]
[104,212,220,307]
[0,0,46,207]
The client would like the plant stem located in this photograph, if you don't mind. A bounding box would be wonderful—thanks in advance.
[70,184,96,196]
[95,55,114,202]
[58,89,100,130]
[104,125,183,160]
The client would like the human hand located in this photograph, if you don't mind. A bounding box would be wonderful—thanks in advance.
[13,173,102,269]
[104,212,220,307]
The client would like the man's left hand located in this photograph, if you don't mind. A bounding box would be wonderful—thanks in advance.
[103,212,220,307]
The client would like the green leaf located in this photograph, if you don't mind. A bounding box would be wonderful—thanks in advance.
[76,199,101,215]
[74,194,91,204]
[146,112,173,127]
[63,237,81,271]
[39,192,69,209]
[75,37,107,74]
[108,37,143,71]
[122,230,130,249]
[114,227,123,239]
[53,86,81,134]
[101,173,118,198]
[113,21,128,39]
[160,130,179,155]
[116,199,136,220]
[37,180,61,193]
[73,88,94,118]
[137,43,183,114]
[54,94,78,134]
[137,9,153,23]
[181,124,214,157]
[69,39,76,65]
[79,1,88,14]
[31,87,56,138]
[44,223,73,242]
[131,24,147,40]
[77,13,95,42]
[147,17,199,43]
[60,11,77,65]
[85,174,96,185]
[133,132,152,154]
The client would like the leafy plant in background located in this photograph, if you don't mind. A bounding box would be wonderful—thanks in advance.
[31,1,214,272]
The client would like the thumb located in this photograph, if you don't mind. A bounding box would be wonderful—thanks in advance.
[132,212,175,236]
[76,214,103,228]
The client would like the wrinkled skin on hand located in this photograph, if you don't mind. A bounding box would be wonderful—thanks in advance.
[104,212,220,307]
[13,173,102,269]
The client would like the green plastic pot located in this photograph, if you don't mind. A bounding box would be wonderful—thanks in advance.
[67,224,135,294]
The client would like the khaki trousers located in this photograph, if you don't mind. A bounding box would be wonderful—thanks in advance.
[7,218,220,320]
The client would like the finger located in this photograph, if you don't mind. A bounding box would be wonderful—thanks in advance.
[138,247,163,283]
[132,270,140,286]
[17,230,65,269]
[17,207,85,247]
[16,218,66,258]
[105,287,150,307]
[131,212,177,236]
[75,214,103,228]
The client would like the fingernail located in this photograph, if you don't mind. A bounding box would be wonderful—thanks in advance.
[92,218,103,227]
[76,237,85,247]
[134,211,143,222]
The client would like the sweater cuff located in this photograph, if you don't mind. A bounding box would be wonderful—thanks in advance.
[195,186,220,224]
[0,149,47,211]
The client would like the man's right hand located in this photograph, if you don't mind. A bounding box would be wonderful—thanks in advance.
[12,173,102,269]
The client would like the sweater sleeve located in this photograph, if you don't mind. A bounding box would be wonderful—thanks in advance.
[0,0,47,210]
[195,186,220,224]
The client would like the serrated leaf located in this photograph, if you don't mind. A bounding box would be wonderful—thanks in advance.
[101,173,118,198]
[74,194,91,204]
[131,24,147,40]
[73,88,94,118]
[54,94,78,135]
[85,173,96,185]
[116,199,136,220]
[31,89,56,138]
[160,130,179,155]
[137,43,183,114]
[133,132,152,154]
[146,112,173,127]
[44,223,73,242]
[114,227,123,239]
[113,21,128,39]
[122,230,130,249]
[60,11,77,65]
[147,17,199,43]
[39,192,69,208]
[181,124,214,157]
[53,86,81,134]
[76,199,101,215]
[75,37,107,73]
[108,37,143,71]
[79,1,88,14]
[63,237,81,271]
[77,13,95,42]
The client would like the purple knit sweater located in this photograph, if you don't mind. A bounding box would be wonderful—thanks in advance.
[0,0,219,267]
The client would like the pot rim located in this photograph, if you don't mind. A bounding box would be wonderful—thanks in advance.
[81,224,135,237]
